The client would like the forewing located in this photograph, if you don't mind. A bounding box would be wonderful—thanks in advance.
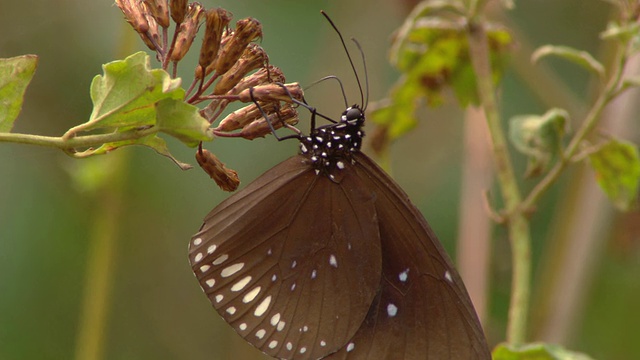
[325,152,491,360]
[189,155,382,360]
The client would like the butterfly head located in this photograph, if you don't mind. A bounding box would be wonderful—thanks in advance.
[299,104,365,181]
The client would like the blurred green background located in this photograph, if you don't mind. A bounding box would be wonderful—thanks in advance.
[1,1,639,359]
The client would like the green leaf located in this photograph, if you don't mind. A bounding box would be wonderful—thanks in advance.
[509,108,569,177]
[493,342,596,360]
[67,51,183,135]
[588,138,640,211]
[369,76,422,140]
[156,97,213,147]
[532,45,605,78]
[0,55,38,132]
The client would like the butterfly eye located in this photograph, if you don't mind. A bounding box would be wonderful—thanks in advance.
[344,107,362,122]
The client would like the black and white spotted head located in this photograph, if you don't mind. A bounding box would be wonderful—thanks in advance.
[299,105,365,181]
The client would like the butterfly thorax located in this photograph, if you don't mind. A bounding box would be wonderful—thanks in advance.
[299,105,365,181]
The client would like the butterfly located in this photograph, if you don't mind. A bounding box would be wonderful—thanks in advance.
[189,11,490,360]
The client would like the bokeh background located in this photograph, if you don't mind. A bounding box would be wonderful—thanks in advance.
[1,1,639,359]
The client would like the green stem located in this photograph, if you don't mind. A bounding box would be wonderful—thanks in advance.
[74,154,127,360]
[467,19,531,345]
[521,35,629,212]
[0,127,158,152]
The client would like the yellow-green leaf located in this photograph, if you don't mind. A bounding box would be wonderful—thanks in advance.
[0,55,38,132]
[588,139,640,211]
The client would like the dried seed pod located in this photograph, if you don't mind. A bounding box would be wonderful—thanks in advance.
[170,0,188,24]
[195,149,240,192]
[200,66,284,121]
[144,0,170,28]
[213,18,262,76]
[236,83,303,103]
[140,9,161,51]
[228,65,285,96]
[197,7,233,79]
[116,0,149,33]
[216,102,277,132]
[170,2,204,62]
[213,43,267,95]
[240,104,299,140]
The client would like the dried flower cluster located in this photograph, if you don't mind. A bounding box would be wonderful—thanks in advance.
[115,0,305,191]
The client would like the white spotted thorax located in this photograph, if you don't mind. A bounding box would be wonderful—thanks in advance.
[299,105,365,181]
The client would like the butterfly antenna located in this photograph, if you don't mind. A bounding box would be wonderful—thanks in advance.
[305,75,349,108]
[351,38,369,111]
[320,10,365,108]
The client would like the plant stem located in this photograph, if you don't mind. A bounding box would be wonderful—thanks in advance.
[467,19,531,345]
[521,35,629,212]
[0,127,158,152]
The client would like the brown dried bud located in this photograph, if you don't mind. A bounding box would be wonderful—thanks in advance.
[213,43,267,95]
[116,0,149,33]
[236,83,303,103]
[140,9,161,51]
[170,2,204,62]
[228,65,285,96]
[144,0,170,28]
[213,18,263,75]
[216,102,277,132]
[200,66,284,121]
[195,149,240,192]
[198,7,233,77]
[240,104,299,140]
[170,0,188,24]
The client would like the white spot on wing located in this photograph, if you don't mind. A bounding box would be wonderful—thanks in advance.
[269,340,278,349]
[270,313,281,326]
[255,329,266,339]
[221,263,244,277]
[444,270,453,283]
[291,260,297,269]
[239,323,247,331]
[254,295,272,317]
[212,254,229,265]
[290,283,296,291]
[399,268,409,282]
[231,276,252,292]
[277,321,285,331]
[300,347,307,354]
[387,303,398,317]
[215,294,223,303]
[271,274,277,282]
[194,253,203,262]
[193,237,202,246]
[200,265,210,273]
[243,286,261,303]
[329,254,338,268]
[320,340,327,347]
[311,270,317,279]
[286,342,293,351]
[226,306,236,315]
[207,244,216,254]
[347,342,355,352]
[205,278,215,288]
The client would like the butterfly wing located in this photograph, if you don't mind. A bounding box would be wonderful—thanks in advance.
[325,152,491,360]
[189,155,383,360]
